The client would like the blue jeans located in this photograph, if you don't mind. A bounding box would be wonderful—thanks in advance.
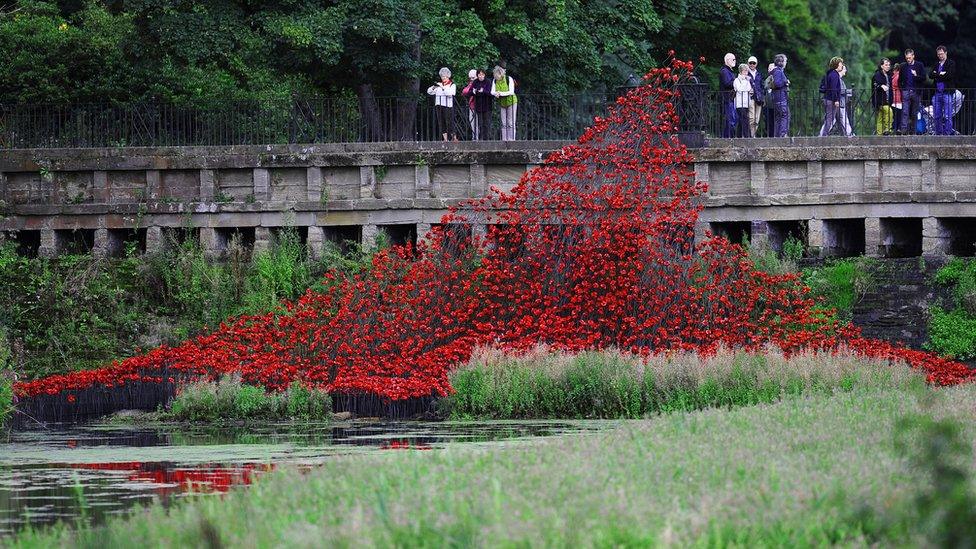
[899,89,920,133]
[933,92,955,135]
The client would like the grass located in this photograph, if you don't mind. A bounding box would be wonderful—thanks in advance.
[162,376,332,423]
[441,346,922,419]
[10,382,976,547]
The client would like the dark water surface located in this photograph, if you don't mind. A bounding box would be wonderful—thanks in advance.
[0,420,608,535]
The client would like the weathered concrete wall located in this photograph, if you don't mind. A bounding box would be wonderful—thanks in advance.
[1,137,975,258]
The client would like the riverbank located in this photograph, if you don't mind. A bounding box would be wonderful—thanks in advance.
[10,383,976,547]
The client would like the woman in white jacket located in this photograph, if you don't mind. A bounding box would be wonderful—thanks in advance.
[491,66,518,140]
[427,67,457,141]
[733,64,753,138]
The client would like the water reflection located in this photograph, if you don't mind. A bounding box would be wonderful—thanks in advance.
[0,420,608,535]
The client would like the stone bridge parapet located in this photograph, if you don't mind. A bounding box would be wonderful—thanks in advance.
[1,136,974,258]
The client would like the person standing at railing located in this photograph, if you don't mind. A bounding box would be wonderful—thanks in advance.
[462,69,478,139]
[719,53,738,138]
[819,57,844,136]
[872,58,894,135]
[492,66,518,141]
[428,67,458,141]
[839,64,855,136]
[891,64,903,134]
[930,45,957,135]
[898,49,926,135]
[733,64,753,137]
[747,56,764,137]
[770,54,790,137]
[468,69,493,140]
[764,62,776,137]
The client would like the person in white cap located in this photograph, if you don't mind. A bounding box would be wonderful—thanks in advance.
[747,56,764,136]
[461,69,478,139]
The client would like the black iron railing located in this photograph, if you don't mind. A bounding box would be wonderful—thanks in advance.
[0,87,973,148]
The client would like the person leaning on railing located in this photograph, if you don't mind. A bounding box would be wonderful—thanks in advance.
[930,45,957,136]
[491,66,518,141]
[873,58,894,135]
[427,67,458,141]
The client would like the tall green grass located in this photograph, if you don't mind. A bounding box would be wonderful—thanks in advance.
[164,376,332,422]
[11,383,976,547]
[442,346,923,419]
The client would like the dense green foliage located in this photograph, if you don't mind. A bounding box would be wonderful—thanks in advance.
[165,376,332,422]
[0,0,753,107]
[0,229,374,380]
[926,258,976,360]
[1,0,968,108]
[442,348,920,419]
[11,383,976,547]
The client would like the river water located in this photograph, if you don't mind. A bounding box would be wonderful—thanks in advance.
[0,420,607,536]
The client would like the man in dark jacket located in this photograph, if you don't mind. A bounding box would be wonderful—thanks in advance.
[898,48,926,134]
[930,45,957,135]
[769,54,790,137]
[819,57,844,136]
[747,56,764,137]
[719,53,738,138]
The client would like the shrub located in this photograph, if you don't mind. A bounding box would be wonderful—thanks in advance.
[165,375,331,422]
[802,257,875,321]
[444,346,923,419]
[928,259,976,359]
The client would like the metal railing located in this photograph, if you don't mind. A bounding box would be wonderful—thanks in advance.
[1,86,973,148]
[0,94,613,149]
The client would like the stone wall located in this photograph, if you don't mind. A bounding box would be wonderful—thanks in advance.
[1,136,976,258]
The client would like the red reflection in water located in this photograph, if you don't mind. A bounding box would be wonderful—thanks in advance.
[380,440,432,450]
[69,462,275,496]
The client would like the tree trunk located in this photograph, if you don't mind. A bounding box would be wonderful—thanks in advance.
[394,25,423,141]
[357,83,384,142]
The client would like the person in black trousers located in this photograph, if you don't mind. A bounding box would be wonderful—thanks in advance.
[930,45,957,135]
[898,49,925,134]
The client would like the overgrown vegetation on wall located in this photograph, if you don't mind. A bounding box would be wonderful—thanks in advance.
[927,258,976,360]
[0,229,376,380]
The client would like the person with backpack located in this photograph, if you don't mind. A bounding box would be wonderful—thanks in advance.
[872,58,893,135]
[719,53,738,138]
[898,49,925,134]
[930,45,957,135]
[491,66,518,141]
[769,54,790,137]
[819,57,844,136]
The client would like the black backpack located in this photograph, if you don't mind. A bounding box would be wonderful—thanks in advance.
[819,74,827,95]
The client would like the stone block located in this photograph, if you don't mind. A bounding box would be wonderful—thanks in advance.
[415,164,431,199]
[707,162,750,196]
[306,167,322,202]
[306,225,325,260]
[39,228,56,258]
[160,170,201,201]
[431,165,470,198]
[485,164,526,193]
[254,226,272,254]
[146,170,161,199]
[823,161,865,193]
[215,169,254,201]
[360,166,376,199]
[199,227,219,258]
[470,164,487,197]
[269,168,306,202]
[749,162,766,195]
[807,218,824,255]
[253,168,270,201]
[922,216,946,256]
[199,169,215,201]
[865,217,881,257]
[361,223,379,249]
[146,226,164,254]
[93,228,109,258]
[880,160,922,191]
[765,161,807,194]
[937,160,976,191]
